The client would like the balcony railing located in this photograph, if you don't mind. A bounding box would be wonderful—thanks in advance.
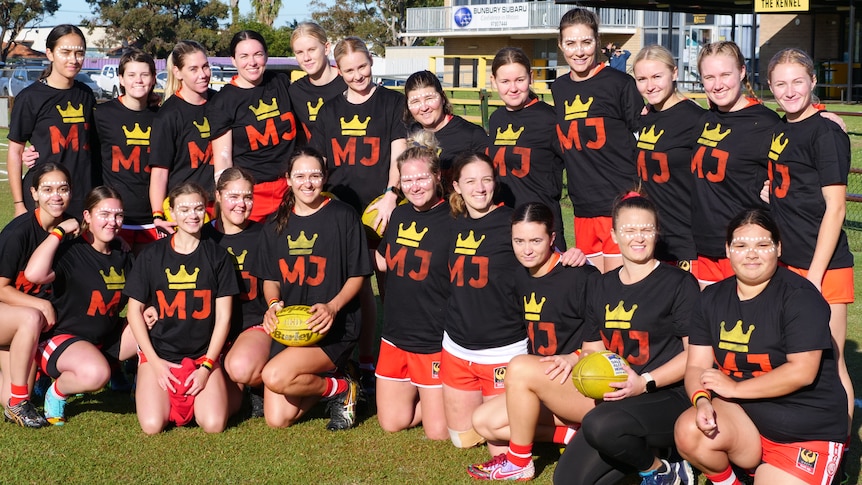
[405,3,638,36]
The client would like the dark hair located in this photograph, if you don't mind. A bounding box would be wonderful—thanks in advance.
[81,186,123,234]
[164,40,208,101]
[41,25,86,81]
[449,152,496,217]
[725,208,781,246]
[118,48,156,96]
[511,202,554,236]
[230,30,269,58]
[273,147,328,234]
[167,182,208,209]
[490,47,537,104]
[610,189,659,231]
[403,70,453,124]
[214,167,255,224]
[559,8,600,42]
[31,162,72,191]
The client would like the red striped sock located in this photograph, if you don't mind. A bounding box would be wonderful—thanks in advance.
[704,465,742,485]
[9,383,28,406]
[322,377,348,398]
[552,425,579,444]
[506,442,533,468]
[50,381,68,400]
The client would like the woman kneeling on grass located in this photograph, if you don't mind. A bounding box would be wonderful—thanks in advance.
[255,147,371,431]
[24,186,137,425]
[124,182,239,434]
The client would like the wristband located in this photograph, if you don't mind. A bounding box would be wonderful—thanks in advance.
[268,298,280,309]
[51,227,65,241]
[574,349,582,356]
[153,211,165,221]
[384,186,396,194]
[690,389,711,407]
[13,201,23,204]
[199,357,215,371]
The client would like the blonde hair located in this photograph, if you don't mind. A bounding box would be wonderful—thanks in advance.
[697,41,758,101]
[333,36,372,66]
[164,40,208,101]
[767,47,815,81]
[448,152,495,218]
[291,22,328,47]
[633,45,679,94]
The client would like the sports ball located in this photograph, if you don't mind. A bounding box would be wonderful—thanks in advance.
[361,193,407,239]
[571,351,630,399]
[163,197,211,223]
[270,305,324,347]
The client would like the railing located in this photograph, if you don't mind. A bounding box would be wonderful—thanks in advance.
[405,3,637,35]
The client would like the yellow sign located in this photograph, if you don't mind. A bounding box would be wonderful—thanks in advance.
[755,0,809,13]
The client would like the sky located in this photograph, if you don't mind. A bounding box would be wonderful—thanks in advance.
[44,0,318,29]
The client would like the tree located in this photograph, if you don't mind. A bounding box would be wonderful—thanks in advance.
[217,15,294,57]
[250,0,282,27]
[0,0,59,64]
[309,0,441,55]
[85,0,230,58]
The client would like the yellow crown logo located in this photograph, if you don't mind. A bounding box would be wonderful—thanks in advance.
[340,115,371,136]
[454,230,486,255]
[719,320,755,352]
[636,125,665,151]
[165,265,200,289]
[396,222,428,248]
[193,118,210,138]
[100,267,126,290]
[524,292,547,321]
[696,123,731,147]
[227,247,248,270]
[56,102,85,123]
[122,123,151,146]
[307,98,324,122]
[494,124,525,146]
[287,231,318,255]
[604,300,637,329]
[249,97,281,121]
[563,95,593,120]
[768,133,789,161]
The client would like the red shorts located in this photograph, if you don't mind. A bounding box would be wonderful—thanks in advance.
[760,435,844,484]
[785,266,855,304]
[250,178,288,222]
[38,334,80,379]
[439,349,508,397]
[118,226,160,247]
[692,255,734,285]
[573,216,619,258]
[375,339,442,388]
[137,350,218,369]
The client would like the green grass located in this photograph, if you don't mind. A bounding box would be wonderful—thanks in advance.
[1,122,862,484]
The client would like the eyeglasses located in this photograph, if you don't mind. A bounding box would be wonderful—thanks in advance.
[407,93,441,110]
[400,174,435,189]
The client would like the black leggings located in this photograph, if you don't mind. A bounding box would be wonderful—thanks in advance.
[553,386,689,485]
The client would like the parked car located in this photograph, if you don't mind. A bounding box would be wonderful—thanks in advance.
[155,70,167,90]
[97,64,121,98]
[76,72,100,98]
[2,67,42,96]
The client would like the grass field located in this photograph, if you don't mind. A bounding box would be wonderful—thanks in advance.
[0,113,861,484]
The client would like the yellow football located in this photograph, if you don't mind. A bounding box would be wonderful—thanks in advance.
[361,193,406,239]
[571,351,630,400]
[270,305,324,347]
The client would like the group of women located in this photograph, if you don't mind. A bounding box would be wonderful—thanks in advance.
[0,8,852,485]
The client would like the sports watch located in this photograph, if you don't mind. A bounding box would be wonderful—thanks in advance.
[642,372,657,393]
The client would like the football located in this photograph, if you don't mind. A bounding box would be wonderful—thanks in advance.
[270,305,324,347]
[362,193,407,239]
[571,351,630,399]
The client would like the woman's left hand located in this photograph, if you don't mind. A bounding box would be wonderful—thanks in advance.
[143,306,159,329]
[700,368,738,399]
[540,353,579,384]
[559,247,587,267]
[603,365,645,401]
[184,366,211,396]
[369,192,397,235]
[306,302,336,335]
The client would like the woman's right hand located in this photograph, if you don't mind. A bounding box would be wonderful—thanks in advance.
[540,353,579,384]
[37,299,57,329]
[152,357,183,393]
[153,218,177,236]
[57,218,81,237]
[21,145,39,169]
[263,301,283,334]
[695,398,718,437]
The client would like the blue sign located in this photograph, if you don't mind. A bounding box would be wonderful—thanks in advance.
[454,7,472,28]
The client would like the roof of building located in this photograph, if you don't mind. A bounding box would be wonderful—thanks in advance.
[555,0,851,15]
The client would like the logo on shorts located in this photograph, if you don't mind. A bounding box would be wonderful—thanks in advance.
[493,366,506,388]
[796,447,818,475]
[677,260,691,272]
[431,361,440,379]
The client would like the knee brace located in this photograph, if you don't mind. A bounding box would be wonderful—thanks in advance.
[448,427,486,448]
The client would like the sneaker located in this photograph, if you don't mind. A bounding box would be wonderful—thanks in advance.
[467,454,534,481]
[324,376,358,431]
[33,372,51,399]
[640,459,681,485]
[4,399,48,428]
[672,461,694,485]
[249,390,264,418]
[44,384,67,426]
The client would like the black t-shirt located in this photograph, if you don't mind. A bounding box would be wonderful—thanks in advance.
[310,87,407,211]
[94,98,158,225]
[0,210,71,298]
[423,115,488,176]
[690,102,779,257]
[204,221,268,339]
[149,91,216,195]
[8,80,98,215]
[637,100,704,261]
[768,114,853,270]
[446,206,525,349]
[207,72,302,183]
[377,201,452,354]
[49,238,133,344]
[690,268,847,442]
[288,74,347,143]
[489,99,566,250]
[514,258,599,356]
[551,65,643,217]
[252,199,372,346]
[124,236,239,363]
[587,263,699,375]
